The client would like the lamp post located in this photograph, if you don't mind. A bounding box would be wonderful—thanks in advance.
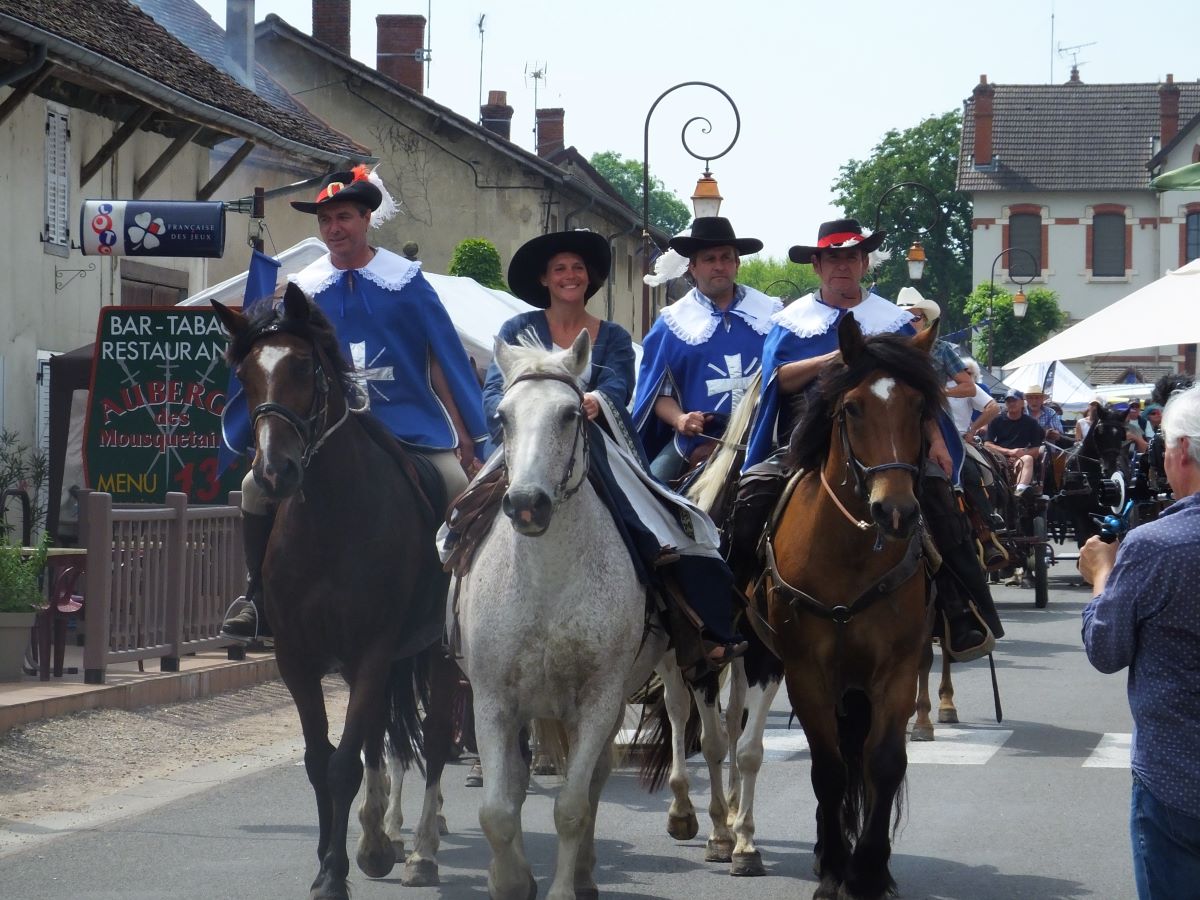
[986,247,1039,373]
[641,82,740,334]
[871,181,940,282]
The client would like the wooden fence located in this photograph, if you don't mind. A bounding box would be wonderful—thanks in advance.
[79,490,244,684]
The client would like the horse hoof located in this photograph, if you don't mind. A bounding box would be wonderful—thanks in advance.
[574,888,599,900]
[390,837,406,858]
[730,850,765,877]
[667,812,699,841]
[356,843,397,878]
[938,708,959,724]
[910,723,935,742]
[438,813,450,835]
[404,857,440,887]
[307,874,350,900]
[705,837,734,863]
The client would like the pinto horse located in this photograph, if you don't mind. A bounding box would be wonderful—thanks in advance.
[763,315,942,900]
[212,287,457,900]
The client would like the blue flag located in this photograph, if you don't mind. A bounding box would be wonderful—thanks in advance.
[217,250,281,475]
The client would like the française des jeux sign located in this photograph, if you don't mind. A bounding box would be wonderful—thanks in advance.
[84,307,246,504]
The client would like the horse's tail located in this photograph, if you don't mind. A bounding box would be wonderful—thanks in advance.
[532,718,570,778]
[632,678,701,792]
[838,691,906,846]
[384,651,431,775]
[687,370,762,515]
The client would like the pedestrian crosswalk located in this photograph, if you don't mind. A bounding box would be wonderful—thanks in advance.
[757,726,1131,768]
[618,727,1133,768]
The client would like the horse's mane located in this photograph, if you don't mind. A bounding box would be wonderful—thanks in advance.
[786,332,946,473]
[499,329,587,391]
[1153,373,1195,407]
[225,298,359,399]
[686,370,761,514]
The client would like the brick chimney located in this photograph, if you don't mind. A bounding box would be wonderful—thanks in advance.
[313,0,350,56]
[481,90,514,141]
[376,14,426,94]
[1067,65,1082,84]
[535,108,564,158]
[972,74,995,168]
[1160,73,1181,147]
[225,0,255,90]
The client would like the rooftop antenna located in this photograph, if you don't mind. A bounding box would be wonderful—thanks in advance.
[477,14,486,119]
[423,0,433,90]
[1049,0,1054,83]
[525,62,548,136]
[1057,40,1097,79]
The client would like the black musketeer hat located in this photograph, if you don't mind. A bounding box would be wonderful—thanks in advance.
[668,216,763,257]
[507,230,612,309]
[291,166,383,214]
[788,218,887,264]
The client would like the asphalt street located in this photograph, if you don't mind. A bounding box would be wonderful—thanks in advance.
[0,566,1137,900]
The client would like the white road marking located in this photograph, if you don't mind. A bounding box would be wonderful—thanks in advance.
[1083,733,1131,768]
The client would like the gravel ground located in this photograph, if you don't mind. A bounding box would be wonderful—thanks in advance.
[0,678,349,828]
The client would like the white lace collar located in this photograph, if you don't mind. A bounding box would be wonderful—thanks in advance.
[771,290,912,339]
[659,287,784,346]
[289,247,422,296]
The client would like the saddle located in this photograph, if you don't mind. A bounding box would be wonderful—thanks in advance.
[442,465,508,578]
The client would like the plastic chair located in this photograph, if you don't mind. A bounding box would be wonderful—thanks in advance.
[33,564,84,680]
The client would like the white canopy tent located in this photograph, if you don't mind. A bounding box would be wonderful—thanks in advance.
[999,360,1095,410]
[1004,257,1200,369]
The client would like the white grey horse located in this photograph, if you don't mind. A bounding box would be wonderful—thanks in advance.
[652,372,785,877]
[457,331,670,900]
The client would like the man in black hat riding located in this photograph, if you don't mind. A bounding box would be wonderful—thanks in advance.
[219,167,487,643]
[732,219,1000,659]
[632,216,782,482]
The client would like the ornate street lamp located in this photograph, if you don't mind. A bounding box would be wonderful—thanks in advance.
[641,82,740,334]
[987,247,1039,372]
[871,181,940,282]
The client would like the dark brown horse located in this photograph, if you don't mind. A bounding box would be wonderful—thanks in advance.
[213,286,457,900]
[762,315,942,899]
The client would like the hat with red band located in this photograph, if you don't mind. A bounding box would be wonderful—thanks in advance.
[788,218,887,264]
[291,165,383,214]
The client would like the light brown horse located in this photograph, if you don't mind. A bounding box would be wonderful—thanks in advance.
[761,315,942,900]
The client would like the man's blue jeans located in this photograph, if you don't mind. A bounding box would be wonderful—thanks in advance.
[1131,773,1200,899]
[650,441,686,483]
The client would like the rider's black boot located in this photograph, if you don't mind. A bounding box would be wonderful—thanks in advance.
[220,510,274,643]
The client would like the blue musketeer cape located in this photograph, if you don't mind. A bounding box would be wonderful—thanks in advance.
[632,287,782,462]
[222,249,487,461]
[743,290,964,482]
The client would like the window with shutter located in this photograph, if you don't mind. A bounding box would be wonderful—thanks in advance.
[1092,213,1126,277]
[1187,212,1200,264]
[43,103,71,257]
[1008,213,1041,277]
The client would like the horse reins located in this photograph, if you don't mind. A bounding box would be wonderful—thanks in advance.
[505,371,590,502]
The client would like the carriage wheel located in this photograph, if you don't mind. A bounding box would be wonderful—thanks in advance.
[1032,515,1049,609]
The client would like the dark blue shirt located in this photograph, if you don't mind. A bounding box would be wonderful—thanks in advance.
[1082,492,1200,816]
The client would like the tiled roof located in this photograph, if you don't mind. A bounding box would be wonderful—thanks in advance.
[958,80,1200,192]
[1088,363,1177,385]
[0,0,366,161]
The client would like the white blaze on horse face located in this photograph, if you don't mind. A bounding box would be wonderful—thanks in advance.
[253,345,294,460]
[870,377,896,403]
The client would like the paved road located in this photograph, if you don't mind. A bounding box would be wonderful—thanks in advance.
[0,570,1136,899]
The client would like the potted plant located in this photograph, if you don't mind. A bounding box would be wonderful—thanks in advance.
[0,531,49,680]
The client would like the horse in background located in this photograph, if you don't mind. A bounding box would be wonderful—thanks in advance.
[456,331,670,900]
[766,316,941,899]
[1057,404,1131,546]
[212,287,457,900]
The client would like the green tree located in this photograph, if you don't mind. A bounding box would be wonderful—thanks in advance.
[589,151,692,235]
[448,237,507,291]
[963,284,1067,370]
[831,110,971,329]
[736,257,819,301]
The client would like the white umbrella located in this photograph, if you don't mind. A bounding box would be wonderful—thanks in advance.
[1003,257,1200,368]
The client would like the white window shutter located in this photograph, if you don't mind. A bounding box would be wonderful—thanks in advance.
[44,102,70,249]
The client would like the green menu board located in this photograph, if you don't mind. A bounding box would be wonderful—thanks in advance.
[84,306,246,503]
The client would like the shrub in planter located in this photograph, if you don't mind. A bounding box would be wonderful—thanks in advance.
[0,532,48,680]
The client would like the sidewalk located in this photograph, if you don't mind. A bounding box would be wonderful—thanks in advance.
[0,638,279,733]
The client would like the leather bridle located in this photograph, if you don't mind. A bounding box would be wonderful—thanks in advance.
[504,371,590,502]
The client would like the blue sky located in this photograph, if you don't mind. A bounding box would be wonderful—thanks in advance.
[197,0,1197,261]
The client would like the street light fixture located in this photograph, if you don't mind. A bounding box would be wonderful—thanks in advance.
[872,181,940,282]
[641,81,740,334]
[987,247,1039,372]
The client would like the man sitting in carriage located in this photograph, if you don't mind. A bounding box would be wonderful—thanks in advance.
[732,219,1002,659]
[632,217,782,484]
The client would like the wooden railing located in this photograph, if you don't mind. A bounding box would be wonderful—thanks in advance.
[79,491,244,684]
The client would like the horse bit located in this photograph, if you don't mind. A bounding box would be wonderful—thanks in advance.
[505,371,591,502]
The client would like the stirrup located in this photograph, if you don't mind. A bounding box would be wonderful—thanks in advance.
[220,596,270,646]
